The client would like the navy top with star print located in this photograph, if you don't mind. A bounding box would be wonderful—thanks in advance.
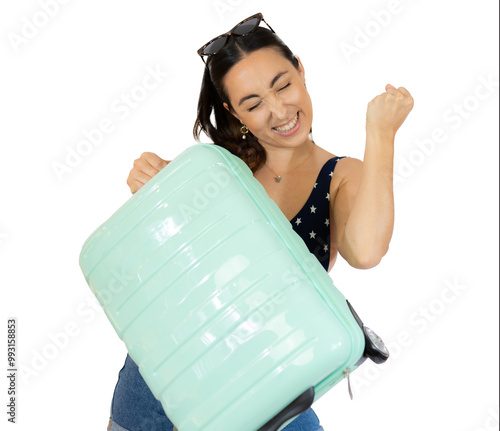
[289,156,347,272]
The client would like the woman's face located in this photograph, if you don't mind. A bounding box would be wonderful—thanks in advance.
[222,47,313,150]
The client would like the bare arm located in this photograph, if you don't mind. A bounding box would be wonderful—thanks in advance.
[333,135,394,270]
[333,84,413,269]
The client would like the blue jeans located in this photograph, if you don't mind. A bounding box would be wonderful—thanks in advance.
[108,354,323,431]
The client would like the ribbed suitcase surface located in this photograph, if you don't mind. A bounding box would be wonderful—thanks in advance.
[79,143,366,431]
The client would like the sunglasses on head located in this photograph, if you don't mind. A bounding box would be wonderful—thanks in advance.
[197,13,275,64]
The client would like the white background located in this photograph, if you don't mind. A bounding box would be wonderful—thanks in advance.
[1,1,498,430]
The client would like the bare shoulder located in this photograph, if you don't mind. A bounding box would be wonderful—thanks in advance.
[329,156,363,198]
[313,144,363,194]
[334,156,363,183]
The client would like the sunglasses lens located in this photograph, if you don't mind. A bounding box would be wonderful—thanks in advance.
[233,17,259,35]
[203,36,229,55]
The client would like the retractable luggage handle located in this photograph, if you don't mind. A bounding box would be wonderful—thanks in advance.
[167,308,386,431]
[257,300,389,431]
[257,387,315,431]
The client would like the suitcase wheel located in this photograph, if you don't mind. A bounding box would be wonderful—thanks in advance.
[346,300,390,365]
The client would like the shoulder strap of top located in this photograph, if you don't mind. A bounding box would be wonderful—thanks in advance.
[315,156,347,191]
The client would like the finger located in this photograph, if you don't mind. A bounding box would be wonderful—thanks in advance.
[397,86,412,98]
[134,157,160,178]
[398,87,414,106]
[128,179,144,194]
[142,152,169,170]
[387,84,413,102]
[129,169,153,186]
[385,84,400,95]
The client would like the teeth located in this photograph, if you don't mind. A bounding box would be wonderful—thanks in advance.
[274,113,298,133]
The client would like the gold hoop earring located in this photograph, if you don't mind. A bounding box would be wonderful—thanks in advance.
[241,124,249,140]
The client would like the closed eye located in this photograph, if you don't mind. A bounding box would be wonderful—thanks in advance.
[248,83,291,112]
[248,102,261,112]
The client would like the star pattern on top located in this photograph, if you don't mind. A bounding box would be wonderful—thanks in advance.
[289,156,348,272]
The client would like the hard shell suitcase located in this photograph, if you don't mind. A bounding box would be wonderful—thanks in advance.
[79,143,388,431]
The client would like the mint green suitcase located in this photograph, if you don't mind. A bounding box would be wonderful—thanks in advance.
[79,143,388,431]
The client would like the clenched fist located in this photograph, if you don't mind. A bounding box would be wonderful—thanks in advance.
[127,152,170,194]
[366,84,414,137]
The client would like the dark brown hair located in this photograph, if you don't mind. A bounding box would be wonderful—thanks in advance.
[193,27,300,173]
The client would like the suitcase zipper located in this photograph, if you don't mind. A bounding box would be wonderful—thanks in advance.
[344,368,354,400]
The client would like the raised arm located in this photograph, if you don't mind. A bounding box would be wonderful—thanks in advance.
[332,84,414,269]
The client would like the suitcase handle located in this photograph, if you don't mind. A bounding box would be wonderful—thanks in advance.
[257,386,315,431]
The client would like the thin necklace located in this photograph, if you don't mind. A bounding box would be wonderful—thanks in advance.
[265,141,316,183]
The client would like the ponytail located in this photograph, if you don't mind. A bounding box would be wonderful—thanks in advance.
[193,65,267,173]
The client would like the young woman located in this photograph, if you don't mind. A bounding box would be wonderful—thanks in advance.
[108,13,414,431]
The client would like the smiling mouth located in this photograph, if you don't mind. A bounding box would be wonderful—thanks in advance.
[273,112,299,133]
